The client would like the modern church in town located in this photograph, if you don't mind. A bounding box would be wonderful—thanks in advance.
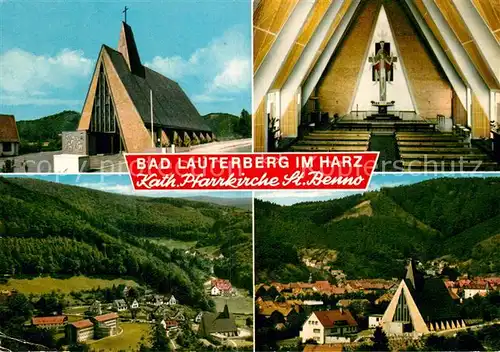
[71,19,214,155]
[381,259,465,336]
[253,0,500,170]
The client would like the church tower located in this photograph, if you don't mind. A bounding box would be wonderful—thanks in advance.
[76,20,213,155]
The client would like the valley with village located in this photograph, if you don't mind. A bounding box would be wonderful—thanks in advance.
[0,176,253,351]
[255,177,500,351]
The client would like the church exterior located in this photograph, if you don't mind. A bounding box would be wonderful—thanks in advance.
[381,259,465,336]
[75,21,213,155]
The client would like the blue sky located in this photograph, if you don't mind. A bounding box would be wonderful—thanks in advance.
[255,172,500,205]
[2,173,252,199]
[0,0,251,120]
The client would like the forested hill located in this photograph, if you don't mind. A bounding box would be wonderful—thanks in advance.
[255,177,500,283]
[17,110,80,142]
[203,110,251,139]
[0,177,252,308]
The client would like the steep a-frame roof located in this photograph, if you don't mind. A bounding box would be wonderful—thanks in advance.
[404,277,461,323]
[80,22,211,135]
[103,45,211,132]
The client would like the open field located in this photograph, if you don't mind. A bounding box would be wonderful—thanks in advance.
[87,322,150,351]
[150,238,219,257]
[149,238,197,250]
[0,276,138,294]
[213,295,253,315]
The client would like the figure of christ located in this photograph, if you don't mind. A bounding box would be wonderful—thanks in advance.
[368,41,397,103]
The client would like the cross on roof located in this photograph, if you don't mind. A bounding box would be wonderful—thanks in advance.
[123,6,129,23]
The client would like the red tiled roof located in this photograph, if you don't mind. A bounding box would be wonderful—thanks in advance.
[212,279,232,291]
[314,309,357,328]
[164,320,178,327]
[313,281,332,291]
[0,115,20,142]
[71,319,94,329]
[32,316,67,325]
[93,312,119,322]
[303,344,343,352]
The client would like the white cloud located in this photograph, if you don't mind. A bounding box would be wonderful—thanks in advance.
[211,58,251,92]
[191,94,234,103]
[145,27,251,102]
[0,48,93,105]
[76,182,135,195]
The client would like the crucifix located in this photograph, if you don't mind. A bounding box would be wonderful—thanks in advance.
[368,40,397,116]
[123,6,129,23]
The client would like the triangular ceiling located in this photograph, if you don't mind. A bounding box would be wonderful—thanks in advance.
[310,0,460,119]
[351,5,416,113]
[253,0,498,119]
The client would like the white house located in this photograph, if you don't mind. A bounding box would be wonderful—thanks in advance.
[210,279,233,296]
[368,314,383,328]
[300,309,358,344]
[130,299,140,309]
[195,312,203,323]
[150,295,164,306]
[165,294,177,306]
[113,299,128,312]
[463,283,489,299]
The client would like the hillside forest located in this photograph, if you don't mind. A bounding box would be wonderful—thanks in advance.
[15,109,251,154]
[255,177,500,283]
[0,177,253,309]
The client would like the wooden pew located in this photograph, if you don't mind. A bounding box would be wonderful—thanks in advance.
[304,135,370,141]
[398,147,483,154]
[397,141,469,147]
[400,153,491,160]
[311,131,370,136]
[297,140,369,146]
[396,136,462,142]
[291,145,368,152]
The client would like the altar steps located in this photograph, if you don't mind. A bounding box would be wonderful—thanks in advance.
[395,132,499,171]
[332,120,436,133]
[290,130,371,153]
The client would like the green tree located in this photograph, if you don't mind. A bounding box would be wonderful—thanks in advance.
[371,327,389,351]
[1,159,15,173]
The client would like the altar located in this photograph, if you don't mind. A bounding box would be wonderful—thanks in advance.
[367,40,399,120]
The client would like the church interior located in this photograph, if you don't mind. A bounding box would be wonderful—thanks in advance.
[253,0,500,171]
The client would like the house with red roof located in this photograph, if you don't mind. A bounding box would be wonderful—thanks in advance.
[300,309,358,344]
[66,319,95,343]
[211,279,233,296]
[91,312,120,338]
[32,315,68,329]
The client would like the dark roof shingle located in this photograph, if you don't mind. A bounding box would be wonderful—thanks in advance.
[103,46,211,133]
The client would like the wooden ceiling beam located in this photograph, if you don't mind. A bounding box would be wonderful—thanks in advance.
[422,0,491,118]
[253,0,317,112]
[454,0,500,88]
[404,0,467,108]
[302,0,362,106]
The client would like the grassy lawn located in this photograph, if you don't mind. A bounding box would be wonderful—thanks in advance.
[87,322,151,351]
[0,276,138,294]
[213,295,253,315]
[278,337,300,347]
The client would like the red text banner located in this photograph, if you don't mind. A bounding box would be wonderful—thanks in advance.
[125,153,379,191]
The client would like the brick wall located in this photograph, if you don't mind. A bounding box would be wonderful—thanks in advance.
[316,0,380,115]
[385,0,452,119]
